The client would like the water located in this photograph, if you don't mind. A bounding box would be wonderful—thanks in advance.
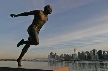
[0,61,108,71]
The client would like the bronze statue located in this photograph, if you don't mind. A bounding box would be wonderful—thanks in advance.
[10,5,52,66]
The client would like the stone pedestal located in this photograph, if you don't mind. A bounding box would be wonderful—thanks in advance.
[0,67,68,71]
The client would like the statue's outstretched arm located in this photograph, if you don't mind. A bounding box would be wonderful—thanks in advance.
[10,10,39,18]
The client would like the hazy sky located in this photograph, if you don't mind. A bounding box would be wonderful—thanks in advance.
[0,0,108,59]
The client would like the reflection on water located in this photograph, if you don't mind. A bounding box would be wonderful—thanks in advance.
[0,61,108,71]
[48,61,108,71]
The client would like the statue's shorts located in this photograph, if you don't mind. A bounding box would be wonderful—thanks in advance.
[27,26,39,45]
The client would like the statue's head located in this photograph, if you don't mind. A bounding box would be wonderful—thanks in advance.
[44,5,52,14]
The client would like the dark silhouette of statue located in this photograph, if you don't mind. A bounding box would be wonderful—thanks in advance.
[10,5,52,66]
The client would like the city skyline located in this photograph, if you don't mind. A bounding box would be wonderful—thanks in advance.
[0,0,108,59]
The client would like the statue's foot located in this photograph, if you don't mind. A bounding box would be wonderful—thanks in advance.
[17,39,24,47]
[17,58,22,66]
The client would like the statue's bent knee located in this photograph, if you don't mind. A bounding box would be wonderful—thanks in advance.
[36,42,39,45]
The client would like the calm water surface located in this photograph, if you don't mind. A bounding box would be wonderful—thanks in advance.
[0,61,108,71]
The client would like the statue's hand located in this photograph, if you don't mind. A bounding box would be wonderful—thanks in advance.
[10,14,16,18]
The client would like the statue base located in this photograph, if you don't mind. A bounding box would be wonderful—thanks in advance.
[0,67,68,71]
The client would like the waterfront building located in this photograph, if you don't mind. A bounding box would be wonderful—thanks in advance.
[48,52,55,62]
[90,50,93,60]
[73,48,78,60]
[78,52,81,60]
[97,50,103,60]
[80,51,85,60]
[103,51,107,60]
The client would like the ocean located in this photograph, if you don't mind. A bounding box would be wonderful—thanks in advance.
[0,61,108,71]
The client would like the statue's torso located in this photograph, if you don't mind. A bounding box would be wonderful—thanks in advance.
[31,10,48,32]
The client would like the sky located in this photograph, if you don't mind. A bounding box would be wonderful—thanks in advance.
[0,0,108,59]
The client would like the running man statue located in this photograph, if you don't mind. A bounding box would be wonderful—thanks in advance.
[10,5,52,66]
